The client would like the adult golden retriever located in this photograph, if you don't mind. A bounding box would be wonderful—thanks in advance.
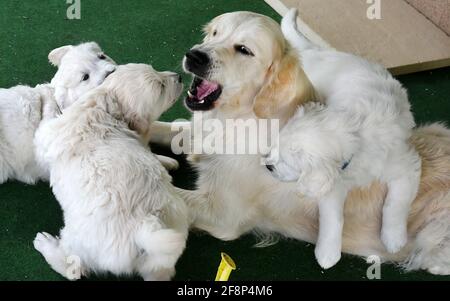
[152,11,450,275]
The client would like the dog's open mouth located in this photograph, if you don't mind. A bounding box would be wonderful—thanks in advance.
[185,77,222,111]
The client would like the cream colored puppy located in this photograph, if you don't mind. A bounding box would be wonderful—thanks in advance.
[33,64,188,281]
[0,42,116,184]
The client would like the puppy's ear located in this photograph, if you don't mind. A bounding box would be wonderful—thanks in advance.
[127,114,151,142]
[87,89,123,121]
[253,48,316,124]
[114,92,152,144]
[48,45,73,67]
[85,42,101,52]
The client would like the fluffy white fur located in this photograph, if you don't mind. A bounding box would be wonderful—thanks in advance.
[0,42,116,184]
[151,10,450,275]
[263,9,421,268]
[33,64,188,281]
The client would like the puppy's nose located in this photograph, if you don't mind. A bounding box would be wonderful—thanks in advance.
[185,49,210,66]
[265,164,275,172]
[105,68,116,78]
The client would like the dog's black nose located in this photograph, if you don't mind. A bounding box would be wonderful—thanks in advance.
[265,164,275,172]
[185,49,210,77]
[186,49,210,66]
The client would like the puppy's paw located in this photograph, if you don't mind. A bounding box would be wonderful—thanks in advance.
[34,232,82,280]
[142,267,175,281]
[163,158,179,170]
[157,155,179,171]
[315,244,341,270]
[428,265,450,276]
[381,224,407,253]
[34,232,59,255]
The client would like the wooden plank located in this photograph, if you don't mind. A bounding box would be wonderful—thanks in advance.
[405,0,450,35]
[265,0,450,75]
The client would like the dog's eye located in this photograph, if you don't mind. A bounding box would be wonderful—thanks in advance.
[234,45,254,56]
[82,74,90,81]
[98,54,106,60]
[213,30,217,37]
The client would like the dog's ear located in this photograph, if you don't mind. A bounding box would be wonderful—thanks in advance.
[127,113,151,143]
[85,42,102,52]
[253,48,316,124]
[48,45,73,67]
[113,91,152,144]
[89,90,123,121]
[103,91,123,119]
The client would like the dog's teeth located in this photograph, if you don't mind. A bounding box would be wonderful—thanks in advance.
[199,100,205,104]
[187,91,194,98]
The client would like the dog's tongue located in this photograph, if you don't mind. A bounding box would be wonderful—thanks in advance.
[196,79,219,100]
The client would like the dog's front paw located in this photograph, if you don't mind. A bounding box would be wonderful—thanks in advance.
[428,265,450,275]
[157,155,180,171]
[381,224,407,253]
[163,158,179,171]
[315,243,341,269]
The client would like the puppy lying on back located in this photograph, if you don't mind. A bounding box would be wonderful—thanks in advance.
[33,64,188,281]
[0,42,116,184]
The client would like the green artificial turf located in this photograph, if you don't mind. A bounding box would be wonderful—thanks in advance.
[0,0,449,281]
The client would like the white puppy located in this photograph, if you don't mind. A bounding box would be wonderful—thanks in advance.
[33,64,187,281]
[264,9,421,268]
[0,42,116,184]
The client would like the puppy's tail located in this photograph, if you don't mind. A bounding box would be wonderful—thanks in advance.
[135,216,187,269]
[281,8,320,51]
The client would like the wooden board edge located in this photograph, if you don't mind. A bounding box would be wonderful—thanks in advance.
[264,0,450,75]
[389,58,450,76]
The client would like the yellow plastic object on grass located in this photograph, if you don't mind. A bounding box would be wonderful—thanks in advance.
[215,252,236,281]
